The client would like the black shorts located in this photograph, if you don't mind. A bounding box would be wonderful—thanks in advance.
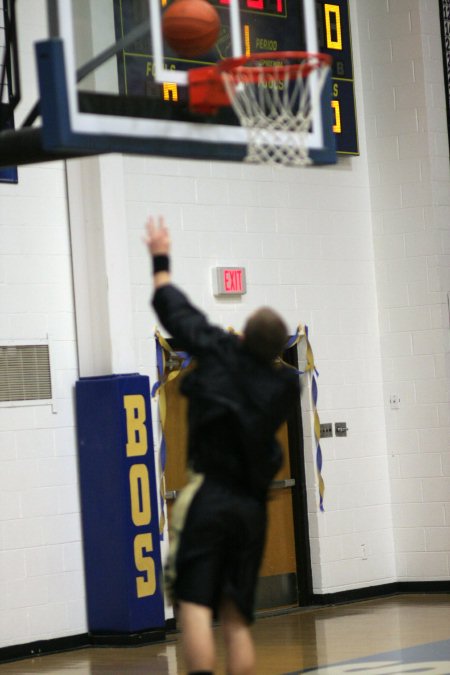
[165,473,267,624]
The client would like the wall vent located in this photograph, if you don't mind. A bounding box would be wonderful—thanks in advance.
[0,345,52,402]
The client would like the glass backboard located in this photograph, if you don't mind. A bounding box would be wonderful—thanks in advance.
[34,0,337,163]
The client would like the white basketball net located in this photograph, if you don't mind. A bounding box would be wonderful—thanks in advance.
[221,55,330,167]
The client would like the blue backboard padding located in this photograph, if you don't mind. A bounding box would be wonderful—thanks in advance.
[76,373,165,633]
[0,166,18,182]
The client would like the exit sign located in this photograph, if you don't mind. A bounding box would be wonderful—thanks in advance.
[212,267,247,296]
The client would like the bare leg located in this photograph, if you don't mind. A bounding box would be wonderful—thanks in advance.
[220,597,256,675]
[178,600,215,673]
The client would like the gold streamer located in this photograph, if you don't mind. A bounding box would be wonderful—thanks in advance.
[153,330,192,536]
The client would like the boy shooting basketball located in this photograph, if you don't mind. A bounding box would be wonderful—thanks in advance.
[145,216,299,675]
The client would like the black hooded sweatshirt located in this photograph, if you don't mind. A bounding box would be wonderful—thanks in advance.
[153,284,300,502]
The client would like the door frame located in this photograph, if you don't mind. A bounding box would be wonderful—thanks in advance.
[282,343,314,606]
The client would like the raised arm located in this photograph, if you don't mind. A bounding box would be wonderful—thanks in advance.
[144,215,172,289]
[144,216,227,356]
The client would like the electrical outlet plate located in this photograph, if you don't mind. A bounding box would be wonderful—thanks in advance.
[320,423,333,438]
[389,394,400,409]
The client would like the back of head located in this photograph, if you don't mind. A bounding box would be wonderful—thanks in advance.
[243,307,288,363]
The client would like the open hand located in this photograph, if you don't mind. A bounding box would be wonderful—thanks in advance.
[144,216,171,256]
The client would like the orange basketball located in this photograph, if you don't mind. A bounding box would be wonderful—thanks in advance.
[162,0,221,58]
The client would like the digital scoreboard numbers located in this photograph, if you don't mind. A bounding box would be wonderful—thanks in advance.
[115,0,358,156]
[215,0,286,13]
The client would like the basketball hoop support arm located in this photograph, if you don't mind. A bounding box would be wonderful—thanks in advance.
[188,67,229,114]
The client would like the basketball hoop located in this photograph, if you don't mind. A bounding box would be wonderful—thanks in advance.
[189,51,332,167]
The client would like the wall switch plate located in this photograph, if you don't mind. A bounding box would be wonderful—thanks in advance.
[335,422,348,437]
[320,423,333,438]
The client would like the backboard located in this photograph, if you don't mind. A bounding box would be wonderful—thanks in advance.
[0,0,354,168]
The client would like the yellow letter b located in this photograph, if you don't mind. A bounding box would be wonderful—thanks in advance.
[124,394,148,457]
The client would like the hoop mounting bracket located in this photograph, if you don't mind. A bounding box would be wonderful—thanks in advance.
[188,66,229,115]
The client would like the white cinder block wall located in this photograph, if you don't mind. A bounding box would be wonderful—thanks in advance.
[127,126,396,591]
[356,0,450,580]
[0,1,85,648]
[0,0,448,652]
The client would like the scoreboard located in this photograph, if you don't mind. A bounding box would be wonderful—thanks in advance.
[115,0,358,156]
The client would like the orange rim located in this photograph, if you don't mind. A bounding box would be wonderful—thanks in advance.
[217,51,332,82]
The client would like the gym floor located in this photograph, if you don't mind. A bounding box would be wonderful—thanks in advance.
[0,594,449,674]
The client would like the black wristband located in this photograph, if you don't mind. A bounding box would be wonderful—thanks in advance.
[152,254,170,274]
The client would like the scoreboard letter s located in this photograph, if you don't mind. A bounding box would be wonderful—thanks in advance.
[134,533,156,597]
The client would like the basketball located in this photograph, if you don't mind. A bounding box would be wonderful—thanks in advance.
[162,0,221,58]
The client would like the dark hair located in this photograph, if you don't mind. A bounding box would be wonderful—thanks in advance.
[243,307,288,363]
